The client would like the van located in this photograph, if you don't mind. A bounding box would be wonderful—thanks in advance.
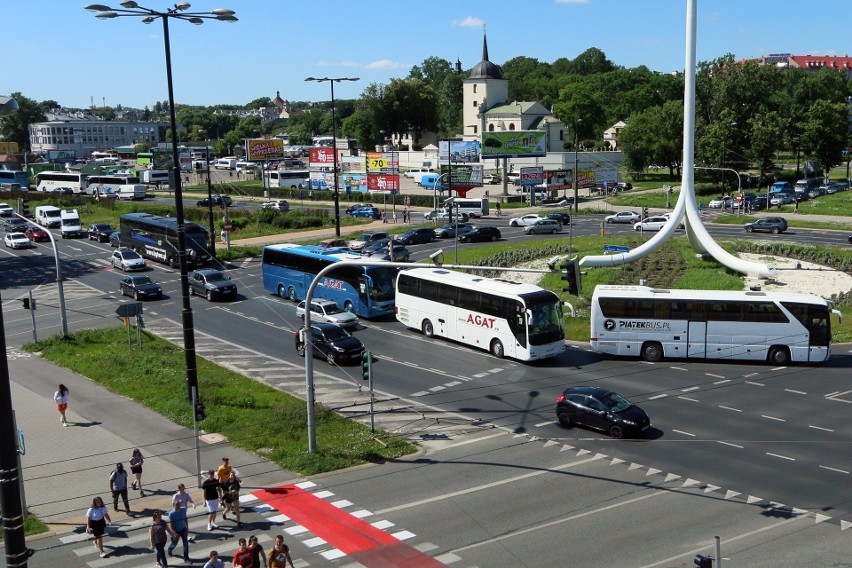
[420,173,442,190]
[215,157,237,170]
[60,208,83,238]
[771,181,792,193]
[35,205,62,228]
[404,167,434,179]
[794,178,820,197]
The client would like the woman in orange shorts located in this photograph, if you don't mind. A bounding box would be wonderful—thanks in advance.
[54,383,69,426]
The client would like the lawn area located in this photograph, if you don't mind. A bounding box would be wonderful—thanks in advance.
[23,329,417,476]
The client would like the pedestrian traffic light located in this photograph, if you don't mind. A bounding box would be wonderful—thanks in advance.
[194,402,206,421]
[561,259,582,296]
[693,555,713,568]
[642,207,649,218]
[21,298,30,310]
[510,163,515,173]
[361,350,372,381]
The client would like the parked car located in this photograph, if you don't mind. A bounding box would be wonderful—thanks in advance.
[458,226,501,243]
[294,322,364,365]
[744,217,787,234]
[296,299,359,329]
[4,232,30,249]
[188,268,237,301]
[508,214,544,227]
[482,173,502,185]
[825,182,845,195]
[523,219,562,235]
[349,231,389,252]
[360,237,394,256]
[24,226,50,242]
[261,199,289,212]
[119,274,163,300]
[350,206,382,219]
[751,194,770,211]
[111,248,147,271]
[555,386,651,439]
[49,186,74,195]
[604,211,641,224]
[545,212,571,225]
[316,238,348,249]
[88,223,116,242]
[345,203,370,215]
[616,182,633,191]
[770,192,794,206]
[634,216,676,231]
[434,222,473,238]
[394,227,435,245]
[708,195,732,209]
[196,194,232,207]
[369,243,411,262]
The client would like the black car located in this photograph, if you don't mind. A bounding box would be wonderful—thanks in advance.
[434,222,473,238]
[188,268,238,301]
[394,227,435,245]
[3,217,28,231]
[109,232,122,247]
[119,274,163,300]
[370,243,411,262]
[556,386,651,439]
[546,212,571,225]
[744,217,787,234]
[88,223,116,242]
[294,322,364,365]
[458,226,501,243]
[196,194,232,207]
[360,237,393,256]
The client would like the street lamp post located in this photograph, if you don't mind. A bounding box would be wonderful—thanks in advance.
[304,77,360,237]
[85,3,237,464]
[573,118,582,214]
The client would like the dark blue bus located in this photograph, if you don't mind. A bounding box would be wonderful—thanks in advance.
[118,212,210,268]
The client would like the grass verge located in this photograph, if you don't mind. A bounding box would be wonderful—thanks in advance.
[22,329,417,476]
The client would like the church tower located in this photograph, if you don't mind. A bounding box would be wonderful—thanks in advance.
[462,32,509,141]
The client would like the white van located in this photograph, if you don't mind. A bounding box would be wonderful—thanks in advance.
[60,208,83,238]
[35,205,62,228]
[404,167,434,180]
[215,157,237,170]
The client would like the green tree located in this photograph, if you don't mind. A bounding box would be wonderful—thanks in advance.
[802,99,848,171]
[747,111,784,184]
[0,92,49,152]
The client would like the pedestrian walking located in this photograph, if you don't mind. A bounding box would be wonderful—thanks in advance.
[249,535,267,568]
[149,510,169,568]
[166,501,190,562]
[109,463,130,514]
[233,538,253,568]
[201,470,221,531]
[381,211,387,223]
[203,550,225,568]
[267,535,295,568]
[54,383,69,426]
[495,202,502,216]
[129,448,144,497]
[221,471,242,528]
[402,209,408,223]
[86,496,112,558]
[172,483,196,510]
[794,199,799,213]
[216,457,233,488]
[392,211,397,224]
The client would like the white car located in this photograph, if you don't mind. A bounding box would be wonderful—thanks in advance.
[4,232,31,249]
[508,214,544,227]
[604,211,641,224]
[261,199,290,212]
[707,196,732,208]
[0,203,14,217]
[296,299,358,329]
[111,248,147,271]
[634,216,674,231]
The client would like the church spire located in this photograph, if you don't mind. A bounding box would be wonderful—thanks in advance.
[482,25,489,62]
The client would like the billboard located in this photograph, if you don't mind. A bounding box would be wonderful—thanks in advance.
[47,149,76,163]
[439,164,483,186]
[309,147,335,168]
[367,174,399,192]
[246,139,284,161]
[519,166,545,187]
[481,131,546,158]
[366,151,399,173]
[438,140,481,163]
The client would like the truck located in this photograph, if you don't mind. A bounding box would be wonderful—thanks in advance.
[214,157,237,170]
[115,184,148,201]
[35,205,62,228]
[60,208,83,238]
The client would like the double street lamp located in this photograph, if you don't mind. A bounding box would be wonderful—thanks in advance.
[85,2,237,483]
[304,76,360,237]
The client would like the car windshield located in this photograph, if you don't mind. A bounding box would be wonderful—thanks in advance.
[323,326,351,341]
[355,234,371,243]
[134,276,154,285]
[598,391,633,413]
[205,272,229,282]
[123,250,141,259]
[321,303,345,315]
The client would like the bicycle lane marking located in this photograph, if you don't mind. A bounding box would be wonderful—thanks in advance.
[253,484,447,567]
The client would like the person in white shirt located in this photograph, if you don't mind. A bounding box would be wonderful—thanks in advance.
[85,496,112,558]
[53,384,69,426]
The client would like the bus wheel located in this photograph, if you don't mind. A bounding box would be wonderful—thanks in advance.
[641,342,663,362]
[422,319,434,338]
[490,339,504,358]
[768,346,790,365]
[557,411,572,427]
[343,301,354,312]
[277,284,285,298]
[287,287,297,301]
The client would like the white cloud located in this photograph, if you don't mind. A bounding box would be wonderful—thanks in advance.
[364,59,407,70]
[452,16,484,28]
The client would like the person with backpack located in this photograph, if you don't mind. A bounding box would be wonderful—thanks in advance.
[267,535,295,568]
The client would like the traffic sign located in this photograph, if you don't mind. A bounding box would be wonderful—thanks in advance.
[223,222,233,232]
[604,245,630,253]
[115,303,142,317]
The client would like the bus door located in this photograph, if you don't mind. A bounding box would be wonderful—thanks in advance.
[687,320,707,358]
[358,275,369,311]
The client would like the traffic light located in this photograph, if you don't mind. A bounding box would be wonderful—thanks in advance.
[194,402,206,421]
[693,555,713,568]
[510,163,515,173]
[21,298,29,310]
[18,197,30,218]
[642,207,649,218]
[561,260,582,296]
[361,350,372,381]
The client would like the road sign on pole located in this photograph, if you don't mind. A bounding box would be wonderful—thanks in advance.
[604,245,630,253]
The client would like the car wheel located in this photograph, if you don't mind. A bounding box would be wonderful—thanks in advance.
[551,229,558,234]
[206,290,213,301]
[430,236,435,242]
[557,411,572,427]
[490,235,497,242]
[422,319,434,338]
[745,226,753,232]
[343,300,354,312]
[609,425,624,439]
[287,287,297,301]
[641,341,664,362]
[767,346,790,365]
[771,227,780,234]
[510,221,518,227]
[326,352,336,366]
[490,339,504,359]
[134,291,140,301]
[296,344,306,357]
[606,218,614,224]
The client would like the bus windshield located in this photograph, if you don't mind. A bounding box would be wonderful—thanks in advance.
[367,267,397,302]
[523,291,565,345]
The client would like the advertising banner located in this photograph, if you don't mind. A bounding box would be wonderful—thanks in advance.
[152,147,173,170]
[247,139,284,161]
[367,174,399,192]
[339,173,368,193]
[481,131,546,158]
[366,151,399,173]
[309,147,335,167]
[438,140,481,163]
[519,166,545,186]
[439,164,483,186]
[47,150,76,163]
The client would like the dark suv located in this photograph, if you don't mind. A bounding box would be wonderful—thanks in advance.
[188,268,238,301]
[394,227,435,245]
[458,226,501,243]
[88,223,116,242]
[744,217,787,234]
[294,322,364,365]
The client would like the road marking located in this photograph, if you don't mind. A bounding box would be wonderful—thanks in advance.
[672,430,695,437]
[745,380,765,386]
[718,405,742,412]
[534,421,552,428]
[706,373,725,379]
[766,452,795,461]
[743,372,760,378]
[808,425,834,432]
[784,388,806,395]
[770,366,787,371]
[818,465,849,474]
[681,386,699,392]
[677,396,700,402]
[717,441,744,449]
[713,379,731,385]
[761,414,785,422]
[670,366,688,371]
[648,394,668,400]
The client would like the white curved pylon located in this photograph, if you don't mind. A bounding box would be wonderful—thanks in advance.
[579,0,776,280]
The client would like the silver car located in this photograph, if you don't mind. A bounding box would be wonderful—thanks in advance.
[296,299,358,329]
[111,248,147,271]
[604,211,641,224]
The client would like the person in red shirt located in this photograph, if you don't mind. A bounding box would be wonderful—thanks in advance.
[233,538,253,568]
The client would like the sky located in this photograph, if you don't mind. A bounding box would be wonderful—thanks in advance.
[4,0,850,110]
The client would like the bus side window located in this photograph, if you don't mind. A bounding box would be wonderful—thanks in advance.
[358,277,367,300]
